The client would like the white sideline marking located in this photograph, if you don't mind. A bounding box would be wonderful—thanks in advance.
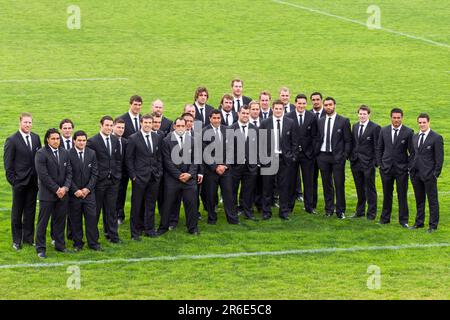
[0,77,129,83]
[0,243,449,270]
[272,0,450,49]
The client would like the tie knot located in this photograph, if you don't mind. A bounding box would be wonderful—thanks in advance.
[26,135,30,139]
[394,128,399,132]
[242,125,246,129]
[146,134,149,138]
[420,133,425,136]
[106,137,109,140]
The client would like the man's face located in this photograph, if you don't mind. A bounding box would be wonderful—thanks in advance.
[196,92,208,105]
[273,104,284,118]
[222,98,233,112]
[113,123,125,137]
[210,114,221,128]
[152,117,162,131]
[259,94,271,110]
[239,109,250,124]
[232,81,243,97]
[60,122,73,139]
[47,133,60,149]
[323,100,336,115]
[141,118,153,133]
[130,100,142,115]
[250,104,260,119]
[185,105,196,118]
[152,101,164,114]
[295,98,307,113]
[391,112,403,128]
[174,120,186,136]
[74,135,87,150]
[101,120,114,136]
[418,117,430,132]
[183,116,194,131]
[358,110,369,123]
[20,116,32,134]
[311,95,322,110]
[280,90,290,105]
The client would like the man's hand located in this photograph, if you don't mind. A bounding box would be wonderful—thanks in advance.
[74,190,84,198]
[56,187,66,199]
[197,175,203,184]
[81,188,90,198]
[179,173,191,183]
[215,165,227,176]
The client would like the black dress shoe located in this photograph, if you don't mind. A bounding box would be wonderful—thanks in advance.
[131,237,141,242]
[262,215,272,220]
[12,243,22,251]
[89,245,103,251]
[37,252,47,259]
[377,220,390,225]
[56,248,71,253]
[73,246,83,252]
[325,212,333,217]
[207,221,217,225]
[157,229,168,236]
[409,224,424,230]
[306,209,319,215]
[244,215,258,221]
[144,231,159,238]
[427,228,437,233]
[350,214,364,218]
[400,223,409,228]
[109,238,123,244]
[188,230,200,236]
[297,196,304,202]
[280,216,291,221]
[337,213,346,220]
[197,214,202,220]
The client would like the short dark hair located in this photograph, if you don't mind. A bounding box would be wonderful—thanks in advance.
[44,128,61,146]
[295,94,308,102]
[239,105,250,112]
[141,113,154,122]
[100,115,114,125]
[194,87,209,101]
[59,118,74,129]
[358,105,371,114]
[324,97,336,105]
[390,108,403,117]
[220,94,234,106]
[173,117,186,126]
[272,99,284,108]
[181,112,194,119]
[129,95,143,105]
[73,130,87,140]
[209,109,221,118]
[417,113,430,122]
[259,90,272,100]
[114,118,125,125]
[310,92,323,99]
[151,112,162,118]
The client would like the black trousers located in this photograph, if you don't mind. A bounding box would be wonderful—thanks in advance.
[10,179,38,245]
[290,156,314,212]
[254,171,263,210]
[295,166,303,198]
[130,179,160,238]
[117,173,129,221]
[317,152,346,214]
[203,171,238,224]
[351,163,377,219]
[95,179,120,241]
[312,158,320,209]
[69,194,99,248]
[159,178,198,233]
[36,198,68,253]
[170,179,203,227]
[411,175,439,229]
[232,165,257,219]
[380,169,409,225]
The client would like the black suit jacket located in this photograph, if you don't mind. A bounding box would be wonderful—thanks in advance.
[259,109,273,120]
[350,121,381,168]
[311,108,326,119]
[125,131,163,184]
[4,131,41,187]
[376,125,414,174]
[260,116,298,164]
[229,122,259,172]
[220,110,238,127]
[35,146,72,202]
[119,112,141,139]
[315,115,352,163]
[283,103,295,114]
[69,148,98,195]
[409,130,444,181]
[285,110,318,159]
[202,124,230,174]
[87,134,122,182]
[160,116,173,135]
[194,103,215,126]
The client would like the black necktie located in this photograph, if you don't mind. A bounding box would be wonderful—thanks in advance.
[253,120,258,127]
[326,118,332,152]
[359,124,364,139]
[316,112,320,119]
[285,105,288,114]
[79,151,83,163]
[25,135,32,151]
[200,108,204,123]
[393,129,399,144]
[106,137,111,156]
[145,134,152,152]
[66,139,71,150]
[118,138,122,155]
[54,150,59,164]
[226,113,230,126]
[134,117,139,132]
[277,119,281,151]
[263,112,268,119]
[215,128,221,142]
[180,135,183,145]
[419,133,425,148]
[236,99,241,112]
[299,114,303,127]
[242,125,247,139]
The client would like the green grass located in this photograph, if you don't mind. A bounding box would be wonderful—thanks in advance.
[0,0,449,299]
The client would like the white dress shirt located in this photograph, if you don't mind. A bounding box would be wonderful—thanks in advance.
[418,128,430,147]
[141,129,153,151]
[391,124,403,144]
[19,130,32,150]
[321,113,337,152]
[233,96,243,113]
[129,110,140,131]
[221,110,233,126]
[99,132,112,155]
[358,120,369,137]
[272,116,283,154]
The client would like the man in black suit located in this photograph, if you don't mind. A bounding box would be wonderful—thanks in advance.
[4,113,41,250]
[87,116,123,243]
[229,106,259,220]
[68,131,101,251]
[119,95,143,139]
[409,113,444,233]
[151,99,173,135]
[202,110,239,224]
[260,100,298,220]
[249,101,263,212]
[310,92,325,211]
[259,91,273,120]
[158,118,199,235]
[126,114,163,240]
[113,118,128,225]
[231,78,252,113]
[285,94,318,214]
[194,87,215,126]
[350,105,381,220]
[279,87,295,114]
[315,97,352,219]
[376,108,414,228]
[220,94,238,126]
[35,128,72,258]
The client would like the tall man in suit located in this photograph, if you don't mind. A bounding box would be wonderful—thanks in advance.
[310,92,325,211]
[220,94,238,126]
[68,131,101,251]
[249,101,263,212]
[350,105,381,220]
[158,118,199,235]
[285,94,318,214]
[376,108,414,228]
[315,97,352,219]
[259,91,273,120]
[231,78,252,113]
[126,114,163,240]
[194,87,215,126]
[260,100,298,220]
[35,128,72,258]
[87,116,123,243]
[113,118,128,225]
[119,95,143,139]
[279,87,295,114]
[151,99,173,135]
[409,113,444,233]
[4,113,41,250]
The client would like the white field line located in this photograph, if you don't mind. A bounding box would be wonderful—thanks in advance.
[0,77,129,83]
[0,243,449,270]
[271,0,450,49]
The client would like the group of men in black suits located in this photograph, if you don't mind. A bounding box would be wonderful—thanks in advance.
[3,82,445,257]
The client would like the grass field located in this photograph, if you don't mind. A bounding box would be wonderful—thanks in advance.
[0,0,449,299]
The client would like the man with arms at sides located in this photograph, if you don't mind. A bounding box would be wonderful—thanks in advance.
[279,87,295,114]
[158,118,199,236]
[285,94,318,214]
[4,113,41,250]
[260,100,298,220]
[219,94,238,127]
[113,118,128,225]
[151,99,173,135]
[409,113,443,233]
[126,114,163,240]
[229,106,259,221]
[193,87,214,127]
[87,116,123,243]
[350,105,381,220]
[119,95,143,139]
[310,92,325,212]
[35,129,72,258]
[231,78,252,113]
[248,101,263,212]
[315,97,352,219]
[68,131,101,251]
[376,108,414,228]
[259,90,273,120]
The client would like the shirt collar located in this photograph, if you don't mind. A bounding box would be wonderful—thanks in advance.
[295,110,305,116]
[326,113,337,120]
[141,129,151,136]
[129,110,139,120]
[359,120,369,126]
[19,130,31,139]
[420,128,431,136]
[314,108,323,114]
[99,131,110,140]
[75,147,85,153]
[392,124,402,131]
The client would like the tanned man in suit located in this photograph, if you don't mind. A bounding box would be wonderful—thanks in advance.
[350,105,381,220]
[151,99,173,135]
[310,92,325,211]
[4,113,41,250]
[119,95,143,139]
[35,128,72,258]
[113,118,128,225]
[231,78,252,113]
[315,97,352,219]
[194,87,215,127]
[376,108,414,228]
[220,94,238,127]
[409,113,444,233]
